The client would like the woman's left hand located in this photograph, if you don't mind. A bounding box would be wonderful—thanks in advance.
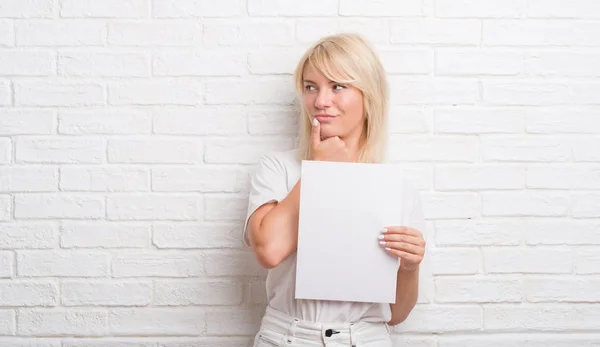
[379,226,426,272]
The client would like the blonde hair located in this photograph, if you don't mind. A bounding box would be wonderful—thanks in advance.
[293,33,389,163]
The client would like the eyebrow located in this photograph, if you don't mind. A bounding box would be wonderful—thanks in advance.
[303,79,337,84]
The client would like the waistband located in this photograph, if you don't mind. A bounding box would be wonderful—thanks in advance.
[261,306,390,345]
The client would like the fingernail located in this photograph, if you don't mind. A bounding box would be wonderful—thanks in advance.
[379,240,386,246]
[312,118,318,126]
[378,234,385,240]
[385,247,392,251]
[380,228,388,233]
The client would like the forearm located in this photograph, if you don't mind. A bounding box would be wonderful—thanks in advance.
[253,179,301,267]
[388,266,419,326]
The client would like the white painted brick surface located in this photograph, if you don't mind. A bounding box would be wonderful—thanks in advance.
[0,1,598,344]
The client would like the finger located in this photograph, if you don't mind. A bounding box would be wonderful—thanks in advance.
[380,241,425,256]
[383,226,422,237]
[310,118,321,149]
[384,247,422,263]
[380,233,424,247]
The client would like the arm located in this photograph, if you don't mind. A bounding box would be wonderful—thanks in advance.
[388,266,419,326]
[247,179,301,269]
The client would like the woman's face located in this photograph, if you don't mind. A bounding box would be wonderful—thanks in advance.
[302,64,365,141]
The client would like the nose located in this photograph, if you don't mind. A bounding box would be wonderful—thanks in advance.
[314,89,332,109]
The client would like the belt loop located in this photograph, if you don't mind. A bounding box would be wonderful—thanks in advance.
[285,318,299,344]
[349,323,358,347]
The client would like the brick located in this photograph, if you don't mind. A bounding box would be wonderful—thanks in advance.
[527,0,600,19]
[154,279,243,305]
[483,20,570,46]
[482,137,570,162]
[153,50,245,76]
[19,309,107,336]
[14,194,104,219]
[248,48,304,75]
[204,250,266,277]
[391,19,480,45]
[389,77,479,105]
[16,20,105,46]
[296,19,390,44]
[60,167,149,192]
[482,192,569,217]
[389,107,432,134]
[205,307,264,335]
[204,138,293,164]
[381,49,432,75]
[0,195,10,221]
[483,247,572,274]
[430,248,481,275]
[106,194,199,221]
[62,280,152,306]
[17,251,109,277]
[436,0,522,18]
[152,107,246,135]
[108,79,201,106]
[109,308,205,335]
[436,165,525,190]
[395,305,482,333]
[421,192,479,219]
[0,339,60,347]
[572,138,600,161]
[482,80,571,106]
[153,222,244,249]
[59,108,152,135]
[0,280,57,306]
[435,277,522,303]
[60,0,149,18]
[0,252,13,278]
[58,51,149,77]
[204,195,247,222]
[247,280,267,304]
[152,0,245,17]
[62,341,153,347]
[61,222,149,248]
[0,166,58,192]
[389,136,479,162]
[247,106,298,135]
[0,109,54,135]
[0,222,57,248]
[112,251,203,277]
[439,335,600,347]
[0,0,54,18]
[0,79,11,105]
[249,0,337,16]
[340,0,423,16]
[527,165,600,189]
[527,107,600,133]
[571,21,600,46]
[484,305,600,331]
[435,219,521,246]
[525,278,600,302]
[0,50,54,76]
[14,81,104,107]
[108,21,201,46]
[576,248,600,274]
[0,20,13,46]
[107,138,202,164]
[526,219,600,245]
[525,51,600,77]
[391,336,436,347]
[0,309,15,334]
[152,167,246,193]
[205,76,295,105]
[436,48,522,76]
[571,193,600,218]
[572,81,600,104]
[158,338,252,347]
[16,137,104,164]
[204,19,294,46]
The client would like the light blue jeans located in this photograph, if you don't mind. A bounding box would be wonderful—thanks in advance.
[253,306,393,347]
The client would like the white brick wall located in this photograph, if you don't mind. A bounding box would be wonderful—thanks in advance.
[0,0,599,346]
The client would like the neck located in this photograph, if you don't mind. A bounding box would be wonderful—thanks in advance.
[341,131,366,162]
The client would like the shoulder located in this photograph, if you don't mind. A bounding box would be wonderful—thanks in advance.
[256,148,301,171]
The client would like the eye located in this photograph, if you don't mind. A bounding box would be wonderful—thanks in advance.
[304,85,316,91]
[333,84,346,90]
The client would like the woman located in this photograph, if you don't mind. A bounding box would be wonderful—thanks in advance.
[244,33,427,346]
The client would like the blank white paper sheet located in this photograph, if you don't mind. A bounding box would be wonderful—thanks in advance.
[295,160,406,304]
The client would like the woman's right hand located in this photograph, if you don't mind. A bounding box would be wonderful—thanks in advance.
[309,118,351,162]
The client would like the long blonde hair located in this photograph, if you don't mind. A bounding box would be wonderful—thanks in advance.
[293,33,389,163]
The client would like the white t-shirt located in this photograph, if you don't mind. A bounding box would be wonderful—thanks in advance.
[244,148,429,323]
